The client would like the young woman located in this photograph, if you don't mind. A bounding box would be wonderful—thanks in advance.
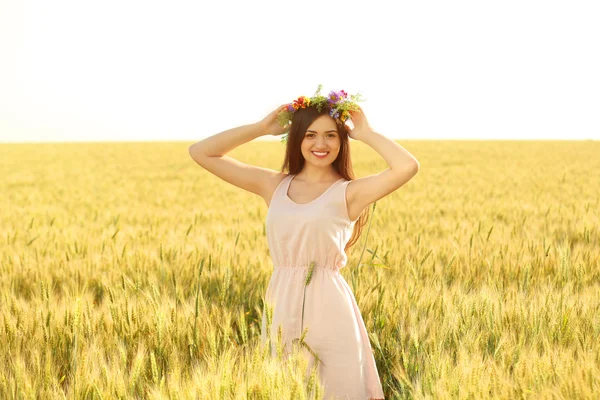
[189,96,419,400]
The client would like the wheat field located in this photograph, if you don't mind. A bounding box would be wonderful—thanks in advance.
[1,140,599,399]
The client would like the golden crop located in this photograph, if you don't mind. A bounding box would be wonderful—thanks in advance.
[0,140,598,399]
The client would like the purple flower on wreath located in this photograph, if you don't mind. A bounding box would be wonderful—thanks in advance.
[286,104,295,112]
[328,90,348,104]
[327,91,338,105]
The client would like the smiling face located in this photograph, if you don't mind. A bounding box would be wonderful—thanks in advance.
[300,114,341,167]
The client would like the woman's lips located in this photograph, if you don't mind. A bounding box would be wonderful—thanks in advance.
[312,151,329,159]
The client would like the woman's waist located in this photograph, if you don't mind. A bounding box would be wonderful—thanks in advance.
[273,263,342,272]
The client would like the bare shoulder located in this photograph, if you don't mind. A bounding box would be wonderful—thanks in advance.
[345,167,419,221]
[188,145,288,205]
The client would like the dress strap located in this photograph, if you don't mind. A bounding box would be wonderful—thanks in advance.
[269,174,292,206]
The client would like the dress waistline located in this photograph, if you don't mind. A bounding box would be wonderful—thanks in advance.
[274,264,340,273]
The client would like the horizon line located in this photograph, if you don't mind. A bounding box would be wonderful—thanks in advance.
[1,138,598,145]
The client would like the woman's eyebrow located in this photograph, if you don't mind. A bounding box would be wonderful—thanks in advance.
[306,130,338,133]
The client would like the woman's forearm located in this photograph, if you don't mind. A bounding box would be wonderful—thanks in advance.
[189,122,266,158]
[358,131,420,172]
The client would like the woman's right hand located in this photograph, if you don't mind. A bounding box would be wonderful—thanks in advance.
[257,104,291,136]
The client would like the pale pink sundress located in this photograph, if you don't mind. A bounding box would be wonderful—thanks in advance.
[261,174,385,400]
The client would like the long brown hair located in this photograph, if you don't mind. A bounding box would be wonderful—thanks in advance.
[280,106,370,252]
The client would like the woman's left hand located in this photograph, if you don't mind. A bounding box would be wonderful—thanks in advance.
[345,106,373,140]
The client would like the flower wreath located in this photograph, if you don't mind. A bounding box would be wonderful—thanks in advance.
[276,84,365,144]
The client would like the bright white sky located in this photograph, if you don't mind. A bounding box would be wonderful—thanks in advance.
[1,0,598,142]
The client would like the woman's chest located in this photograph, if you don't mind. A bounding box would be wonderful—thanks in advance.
[266,202,350,236]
